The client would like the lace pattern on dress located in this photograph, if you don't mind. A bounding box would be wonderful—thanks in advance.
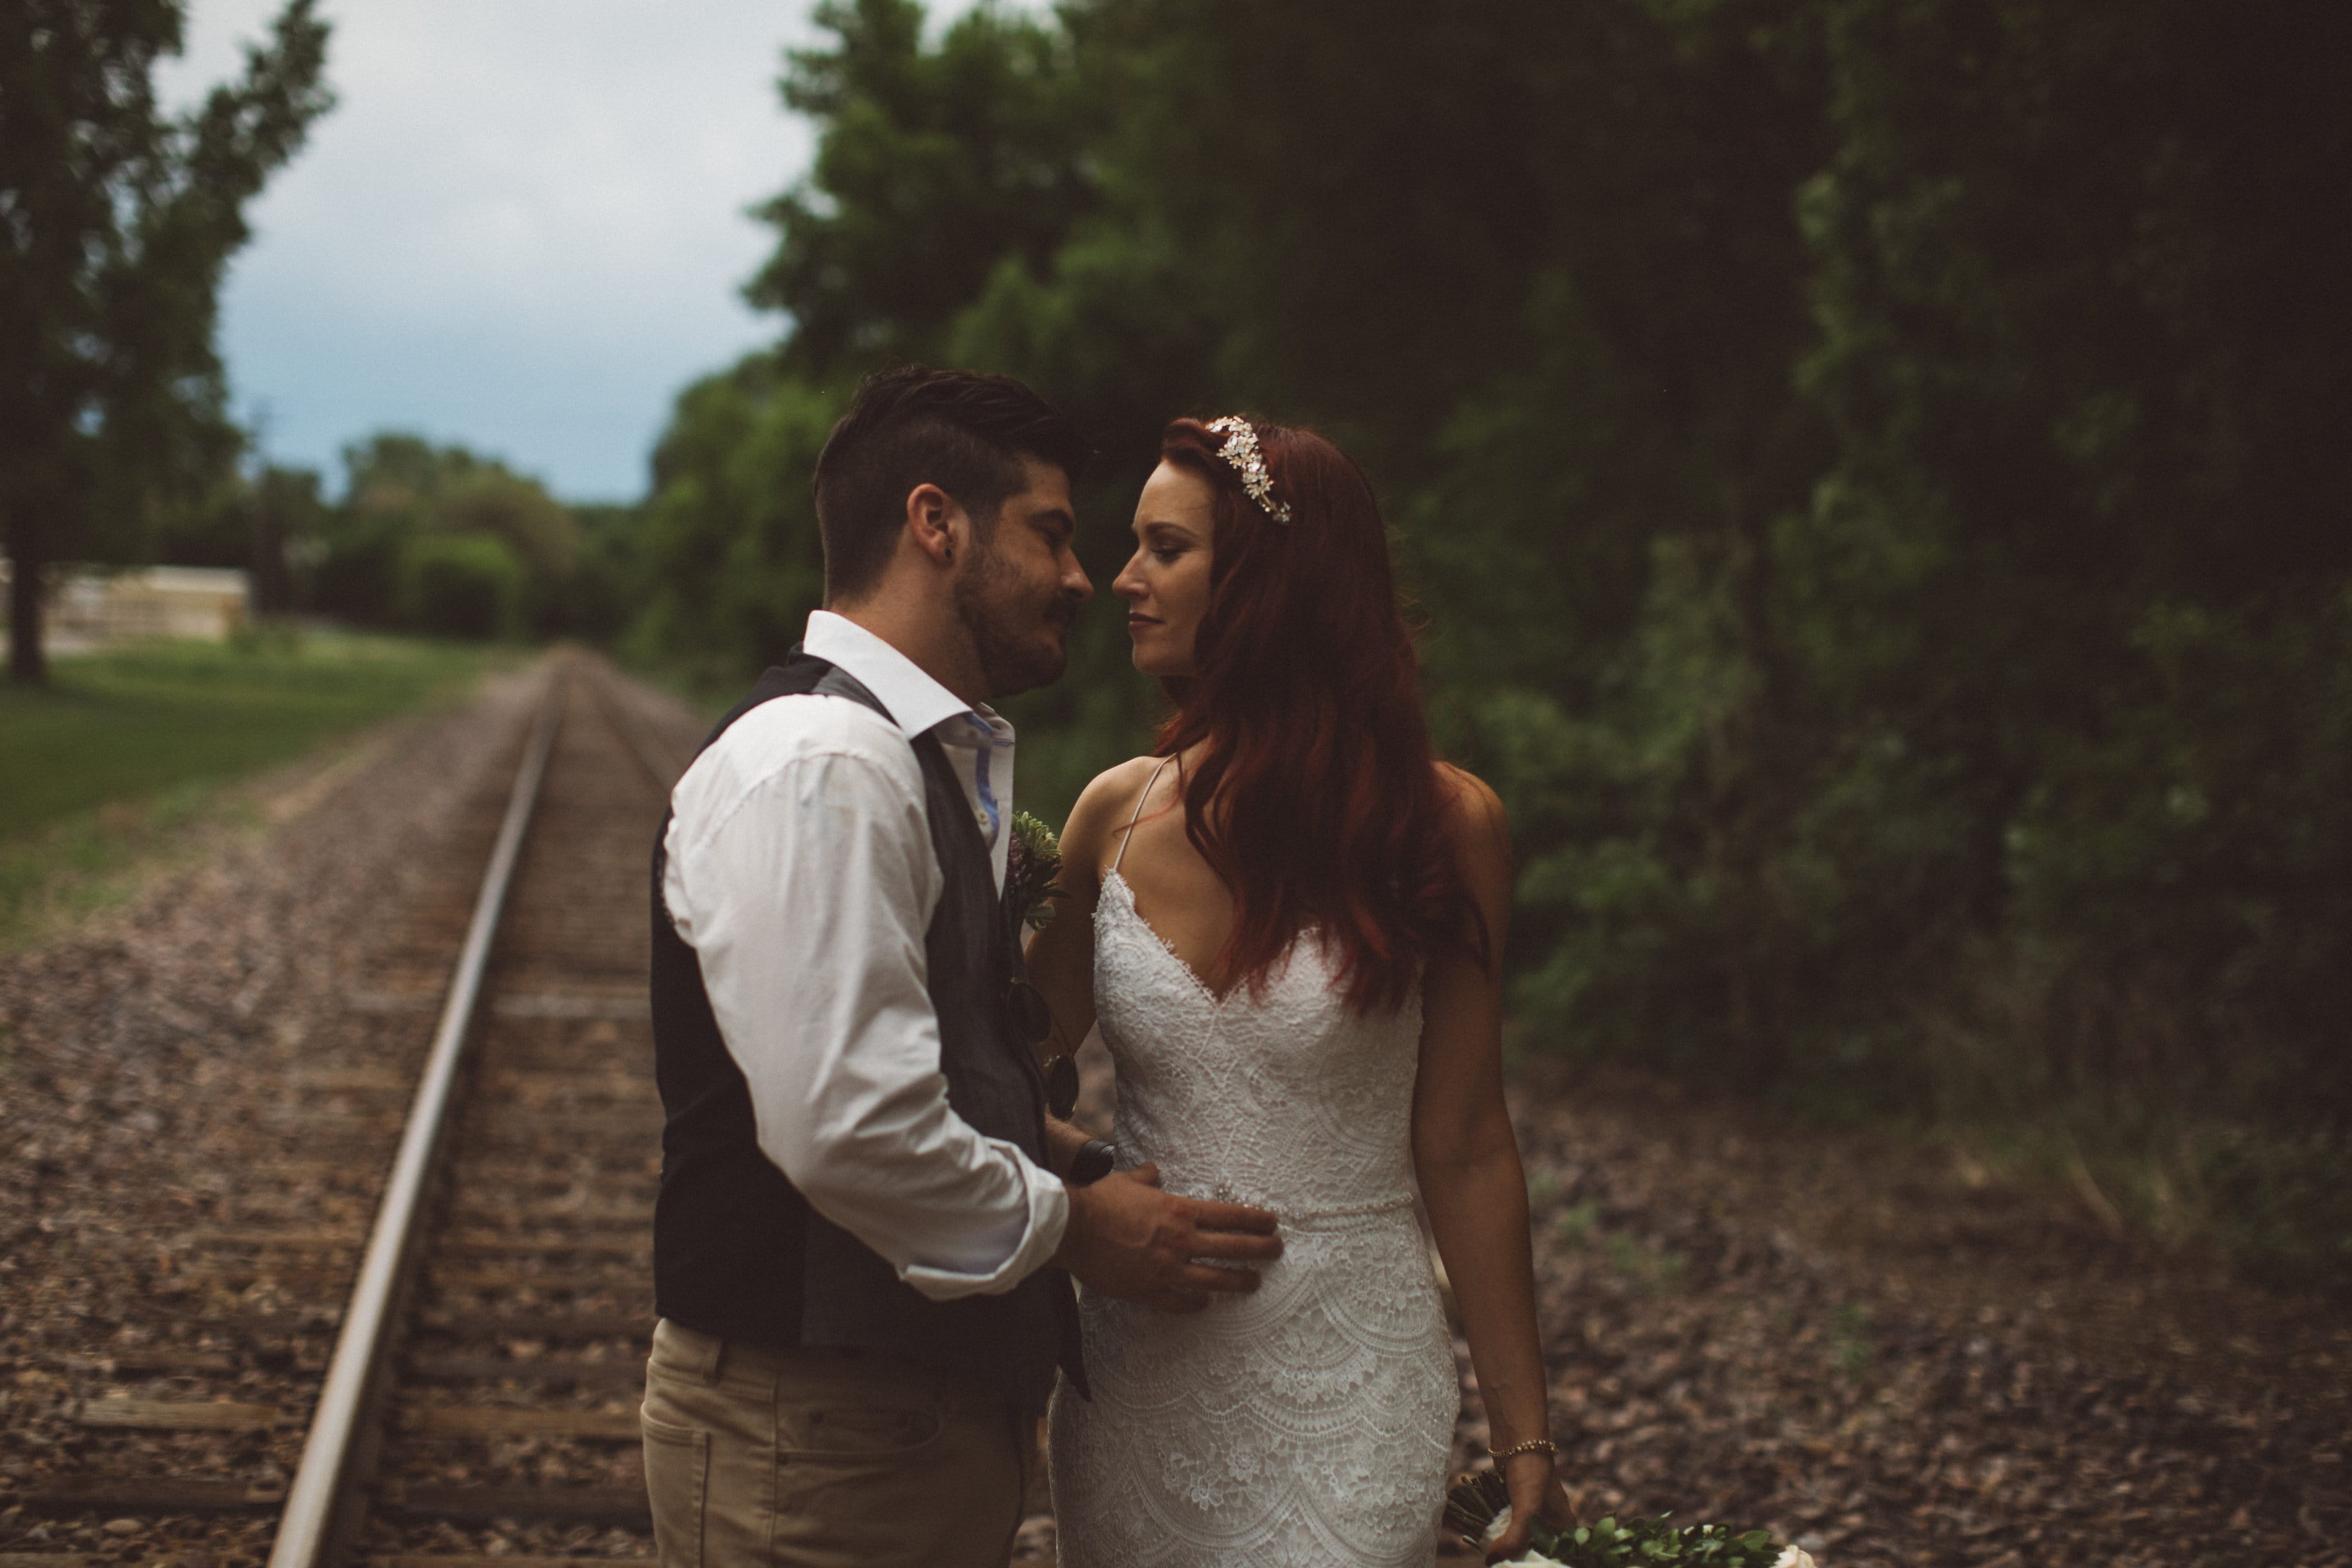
[1049,871,1458,1567]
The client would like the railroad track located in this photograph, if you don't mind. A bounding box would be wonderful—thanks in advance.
[3,654,696,1568]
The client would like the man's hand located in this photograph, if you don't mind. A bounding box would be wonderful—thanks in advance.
[1052,1162,1282,1313]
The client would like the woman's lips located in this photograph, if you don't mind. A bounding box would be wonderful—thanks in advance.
[1128,615,1160,630]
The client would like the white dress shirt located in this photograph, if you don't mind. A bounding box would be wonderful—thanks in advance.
[660,610,1066,1299]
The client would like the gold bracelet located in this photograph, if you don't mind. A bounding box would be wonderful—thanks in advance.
[1492,1437,1558,1462]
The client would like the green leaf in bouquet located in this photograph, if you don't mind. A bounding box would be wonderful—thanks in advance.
[1465,1495,1805,1568]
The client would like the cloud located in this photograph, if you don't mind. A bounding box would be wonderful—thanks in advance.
[165,1,822,500]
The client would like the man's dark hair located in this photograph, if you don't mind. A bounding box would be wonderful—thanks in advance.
[813,365,1091,604]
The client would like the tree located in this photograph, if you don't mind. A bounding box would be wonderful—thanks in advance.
[640,0,2352,1248]
[0,0,331,683]
[314,433,595,641]
[750,0,1099,382]
[1791,0,2352,1110]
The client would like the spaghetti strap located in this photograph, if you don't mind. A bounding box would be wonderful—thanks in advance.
[1110,757,1174,877]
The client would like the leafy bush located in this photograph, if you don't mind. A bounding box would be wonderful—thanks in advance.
[397,533,523,641]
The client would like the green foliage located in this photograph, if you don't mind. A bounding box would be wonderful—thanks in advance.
[397,532,523,641]
[2187,1130,2352,1294]
[752,0,1099,378]
[141,463,330,615]
[1446,1473,1790,1565]
[0,0,333,682]
[635,0,2352,1282]
[1007,809,1065,932]
[314,432,630,643]
[632,363,837,684]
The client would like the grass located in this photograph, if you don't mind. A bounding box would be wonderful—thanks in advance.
[0,629,502,944]
[1742,1059,2352,1298]
[1944,1113,2352,1297]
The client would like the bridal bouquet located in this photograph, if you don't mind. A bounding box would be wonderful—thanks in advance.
[1445,1473,1816,1567]
[1007,810,1064,931]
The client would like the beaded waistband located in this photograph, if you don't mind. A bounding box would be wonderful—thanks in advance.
[1170,1185,1418,1228]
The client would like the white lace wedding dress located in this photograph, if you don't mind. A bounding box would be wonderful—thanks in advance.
[1048,864,1460,1565]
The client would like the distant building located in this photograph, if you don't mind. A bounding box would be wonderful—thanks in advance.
[0,563,250,645]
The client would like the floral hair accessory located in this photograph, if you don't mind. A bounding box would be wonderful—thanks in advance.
[1205,416,1292,525]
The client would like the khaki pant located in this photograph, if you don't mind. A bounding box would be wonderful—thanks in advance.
[640,1319,1028,1568]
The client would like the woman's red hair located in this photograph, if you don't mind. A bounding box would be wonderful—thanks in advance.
[1154,417,1486,1014]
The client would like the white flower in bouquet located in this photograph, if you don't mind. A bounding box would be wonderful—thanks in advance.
[1480,1506,1570,1567]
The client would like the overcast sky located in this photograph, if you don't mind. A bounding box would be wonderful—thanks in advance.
[163,2,999,503]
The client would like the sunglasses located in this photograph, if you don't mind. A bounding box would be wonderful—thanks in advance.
[1004,978,1081,1119]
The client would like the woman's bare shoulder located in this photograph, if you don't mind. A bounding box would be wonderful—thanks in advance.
[1077,755,1166,816]
[1433,762,1511,887]
[1433,762,1507,837]
[1060,755,1168,857]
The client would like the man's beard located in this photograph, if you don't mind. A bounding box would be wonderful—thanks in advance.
[953,539,1071,698]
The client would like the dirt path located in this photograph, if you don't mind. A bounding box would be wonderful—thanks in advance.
[1481,1061,2348,1567]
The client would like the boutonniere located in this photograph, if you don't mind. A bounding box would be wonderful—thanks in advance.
[1007,810,1066,932]
[1445,1473,1815,1567]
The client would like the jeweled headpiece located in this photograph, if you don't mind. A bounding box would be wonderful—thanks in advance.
[1205,416,1292,525]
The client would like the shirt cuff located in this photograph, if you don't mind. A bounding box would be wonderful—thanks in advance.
[897,1139,1071,1301]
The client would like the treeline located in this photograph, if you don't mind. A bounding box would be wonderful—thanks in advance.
[631,0,2350,1280]
[155,435,638,643]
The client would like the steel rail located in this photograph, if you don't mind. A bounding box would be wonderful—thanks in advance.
[584,659,691,798]
[268,664,570,1568]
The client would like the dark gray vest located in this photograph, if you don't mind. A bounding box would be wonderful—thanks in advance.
[648,651,1081,1408]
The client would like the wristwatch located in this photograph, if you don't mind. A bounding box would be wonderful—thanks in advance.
[1068,1139,1116,1187]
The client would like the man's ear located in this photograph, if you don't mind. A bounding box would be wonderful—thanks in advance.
[904,483,968,568]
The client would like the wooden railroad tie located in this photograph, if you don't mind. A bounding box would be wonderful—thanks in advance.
[370,1558,653,1568]
[73,1397,287,1433]
[437,1231,649,1259]
[415,1307,650,1342]
[490,992,651,1020]
[426,1266,645,1295]
[403,1353,645,1391]
[3,1477,289,1516]
[376,1478,652,1529]
[397,1403,644,1441]
[54,1348,238,1375]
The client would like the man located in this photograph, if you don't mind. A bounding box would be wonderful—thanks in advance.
[642,365,1282,1567]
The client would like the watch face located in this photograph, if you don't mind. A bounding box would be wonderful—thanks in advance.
[1046,1052,1081,1119]
[1071,1140,1116,1186]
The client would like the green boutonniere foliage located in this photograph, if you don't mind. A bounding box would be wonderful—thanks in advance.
[1008,810,1065,931]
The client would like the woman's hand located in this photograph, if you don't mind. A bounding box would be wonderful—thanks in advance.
[1483,1450,1575,1564]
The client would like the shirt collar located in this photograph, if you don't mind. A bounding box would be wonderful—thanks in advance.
[802,609,1006,742]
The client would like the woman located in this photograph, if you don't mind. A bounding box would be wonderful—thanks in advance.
[1031,416,1575,1565]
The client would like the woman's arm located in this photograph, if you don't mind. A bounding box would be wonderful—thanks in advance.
[1412,769,1573,1560]
[1023,759,1149,1175]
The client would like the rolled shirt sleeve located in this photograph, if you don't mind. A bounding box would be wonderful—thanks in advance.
[662,696,1068,1300]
